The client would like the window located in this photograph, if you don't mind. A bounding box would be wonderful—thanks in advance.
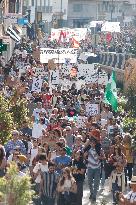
[73,4,83,12]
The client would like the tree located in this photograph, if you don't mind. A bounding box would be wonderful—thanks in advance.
[0,163,34,205]
[0,95,13,144]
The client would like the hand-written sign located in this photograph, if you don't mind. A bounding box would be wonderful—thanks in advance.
[86,103,99,116]
[40,48,77,63]
[33,67,47,77]
[32,77,43,92]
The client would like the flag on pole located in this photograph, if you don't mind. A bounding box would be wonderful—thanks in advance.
[104,70,118,112]
[72,37,80,48]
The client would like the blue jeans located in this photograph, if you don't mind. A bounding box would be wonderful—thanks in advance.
[112,183,121,203]
[87,167,100,198]
[101,168,105,186]
[41,194,55,205]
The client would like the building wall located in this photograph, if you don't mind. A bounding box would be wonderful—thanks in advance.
[67,0,136,27]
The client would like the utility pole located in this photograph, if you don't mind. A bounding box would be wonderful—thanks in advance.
[60,0,63,27]
[35,0,38,39]
[111,0,114,22]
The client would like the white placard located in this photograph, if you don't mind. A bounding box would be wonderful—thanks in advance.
[32,77,43,92]
[50,70,60,85]
[40,48,77,64]
[77,64,98,83]
[101,22,120,33]
[77,116,87,128]
[86,103,99,116]
[33,67,47,77]
[98,72,108,85]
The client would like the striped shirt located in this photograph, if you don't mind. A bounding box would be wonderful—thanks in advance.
[42,171,59,198]
[88,147,101,169]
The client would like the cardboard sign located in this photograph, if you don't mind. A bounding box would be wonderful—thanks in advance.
[32,77,43,92]
[48,59,56,70]
[40,48,77,64]
[86,103,99,116]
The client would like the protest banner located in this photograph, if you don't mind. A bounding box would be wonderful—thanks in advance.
[51,28,87,41]
[86,103,99,116]
[32,77,43,92]
[101,22,120,33]
[40,48,77,64]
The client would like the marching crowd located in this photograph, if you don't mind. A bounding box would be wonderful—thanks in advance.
[0,29,136,205]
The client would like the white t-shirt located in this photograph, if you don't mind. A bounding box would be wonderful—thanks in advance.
[29,148,38,166]
[32,123,47,139]
[33,163,48,183]
[33,108,46,119]
[126,191,136,203]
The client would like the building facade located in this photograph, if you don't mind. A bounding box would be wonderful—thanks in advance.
[67,0,136,27]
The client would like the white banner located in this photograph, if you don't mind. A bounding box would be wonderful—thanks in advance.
[32,77,43,92]
[101,22,120,33]
[51,28,87,41]
[40,48,77,64]
[86,103,99,116]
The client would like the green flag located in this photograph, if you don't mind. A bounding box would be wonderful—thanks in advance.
[104,70,118,112]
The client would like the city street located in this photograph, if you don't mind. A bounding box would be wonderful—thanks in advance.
[83,178,112,205]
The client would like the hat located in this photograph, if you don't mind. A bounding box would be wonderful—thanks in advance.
[131,176,136,184]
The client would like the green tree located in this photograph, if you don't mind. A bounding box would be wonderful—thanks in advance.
[0,95,13,144]
[10,97,28,128]
[0,163,34,205]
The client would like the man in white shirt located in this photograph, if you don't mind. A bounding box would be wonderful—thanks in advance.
[119,176,136,205]
[32,102,46,121]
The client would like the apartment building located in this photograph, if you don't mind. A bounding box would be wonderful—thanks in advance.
[67,0,136,27]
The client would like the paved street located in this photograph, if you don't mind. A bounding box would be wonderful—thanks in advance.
[83,178,113,205]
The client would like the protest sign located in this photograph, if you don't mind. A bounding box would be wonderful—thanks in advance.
[40,48,77,64]
[77,116,87,128]
[33,67,47,77]
[50,70,60,85]
[98,72,108,85]
[86,103,99,116]
[32,77,43,92]
[77,64,98,83]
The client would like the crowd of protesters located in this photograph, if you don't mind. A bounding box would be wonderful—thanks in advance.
[0,27,136,205]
